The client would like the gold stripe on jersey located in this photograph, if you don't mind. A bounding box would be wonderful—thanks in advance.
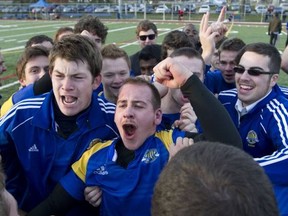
[155,130,174,150]
[72,140,114,182]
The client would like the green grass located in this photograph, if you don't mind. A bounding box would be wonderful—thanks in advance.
[0,18,288,106]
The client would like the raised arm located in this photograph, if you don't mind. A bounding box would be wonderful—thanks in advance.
[153,57,242,148]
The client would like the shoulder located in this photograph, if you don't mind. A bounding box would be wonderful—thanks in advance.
[218,88,238,100]
[94,95,116,114]
[1,95,47,123]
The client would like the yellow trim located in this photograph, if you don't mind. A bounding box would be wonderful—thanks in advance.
[1,95,14,117]
[155,130,174,150]
[72,140,114,182]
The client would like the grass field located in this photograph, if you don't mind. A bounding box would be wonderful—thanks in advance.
[0,18,288,106]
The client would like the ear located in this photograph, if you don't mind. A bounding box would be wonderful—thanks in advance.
[154,108,162,126]
[19,78,26,87]
[92,75,102,90]
[270,74,279,87]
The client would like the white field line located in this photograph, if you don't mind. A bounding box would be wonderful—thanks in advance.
[0,81,19,90]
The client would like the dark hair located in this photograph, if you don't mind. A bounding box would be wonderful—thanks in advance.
[119,77,161,110]
[218,37,246,53]
[153,141,279,216]
[139,44,162,62]
[16,46,49,80]
[235,42,281,74]
[136,20,158,36]
[49,35,102,79]
[161,30,195,59]
[54,26,74,42]
[25,35,53,48]
[170,47,205,73]
[74,15,108,43]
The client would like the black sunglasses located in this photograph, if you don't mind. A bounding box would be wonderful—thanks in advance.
[139,34,156,41]
[233,66,277,76]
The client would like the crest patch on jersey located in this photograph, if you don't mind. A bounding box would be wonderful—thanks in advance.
[141,149,160,164]
[246,130,259,147]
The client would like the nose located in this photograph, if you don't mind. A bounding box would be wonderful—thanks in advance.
[39,68,46,77]
[123,106,134,119]
[62,77,74,90]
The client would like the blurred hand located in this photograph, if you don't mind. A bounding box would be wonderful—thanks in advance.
[169,137,194,160]
[84,186,102,207]
[173,103,197,132]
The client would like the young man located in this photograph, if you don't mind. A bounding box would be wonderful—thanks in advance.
[161,30,194,59]
[159,47,205,132]
[130,20,161,76]
[138,44,161,76]
[25,35,54,51]
[0,35,118,214]
[268,12,282,46]
[183,23,201,51]
[152,141,279,216]
[218,42,288,158]
[27,57,242,216]
[204,38,246,95]
[1,46,49,117]
[99,44,131,104]
[4,15,109,107]
[74,15,108,49]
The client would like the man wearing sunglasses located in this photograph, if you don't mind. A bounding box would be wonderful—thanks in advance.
[130,20,161,76]
[218,43,288,216]
[218,42,288,158]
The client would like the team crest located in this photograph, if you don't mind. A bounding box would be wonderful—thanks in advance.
[246,130,259,147]
[141,149,160,164]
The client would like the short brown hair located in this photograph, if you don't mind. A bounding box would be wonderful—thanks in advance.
[136,20,158,36]
[49,35,102,79]
[16,46,49,81]
[118,77,161,110]
[153,141,278,216]
[101,44,131,69]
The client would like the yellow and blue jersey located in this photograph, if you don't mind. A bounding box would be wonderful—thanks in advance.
[60,129,185,216]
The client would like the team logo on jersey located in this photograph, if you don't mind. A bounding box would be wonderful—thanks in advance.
[141,149,160,164]
[94,165,108,175]
[246,130,259,147]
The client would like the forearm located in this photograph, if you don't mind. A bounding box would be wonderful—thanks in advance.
[181,75,242,148]
[27,183,78,216]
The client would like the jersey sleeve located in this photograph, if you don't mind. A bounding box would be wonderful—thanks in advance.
[255,148,288,186]
[60,170,86,201]
[181,75,242,149]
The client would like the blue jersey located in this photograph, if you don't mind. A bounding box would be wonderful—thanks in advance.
[60,129,185,216]
[255,148,288,216]
[218,85,288,158]
[204,70,236,94]
[0,92,119,211]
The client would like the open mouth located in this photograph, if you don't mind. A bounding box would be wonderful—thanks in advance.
[123,124,136,137]
[61,95,77,105]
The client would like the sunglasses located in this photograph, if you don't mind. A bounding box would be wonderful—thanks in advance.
[233,66,277,76]
[139,34,156,41]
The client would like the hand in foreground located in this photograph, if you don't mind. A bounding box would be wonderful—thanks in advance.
[153,57,192,89]
[169,137,194,161]
[173,103,197,133]
[84,186,102,207]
